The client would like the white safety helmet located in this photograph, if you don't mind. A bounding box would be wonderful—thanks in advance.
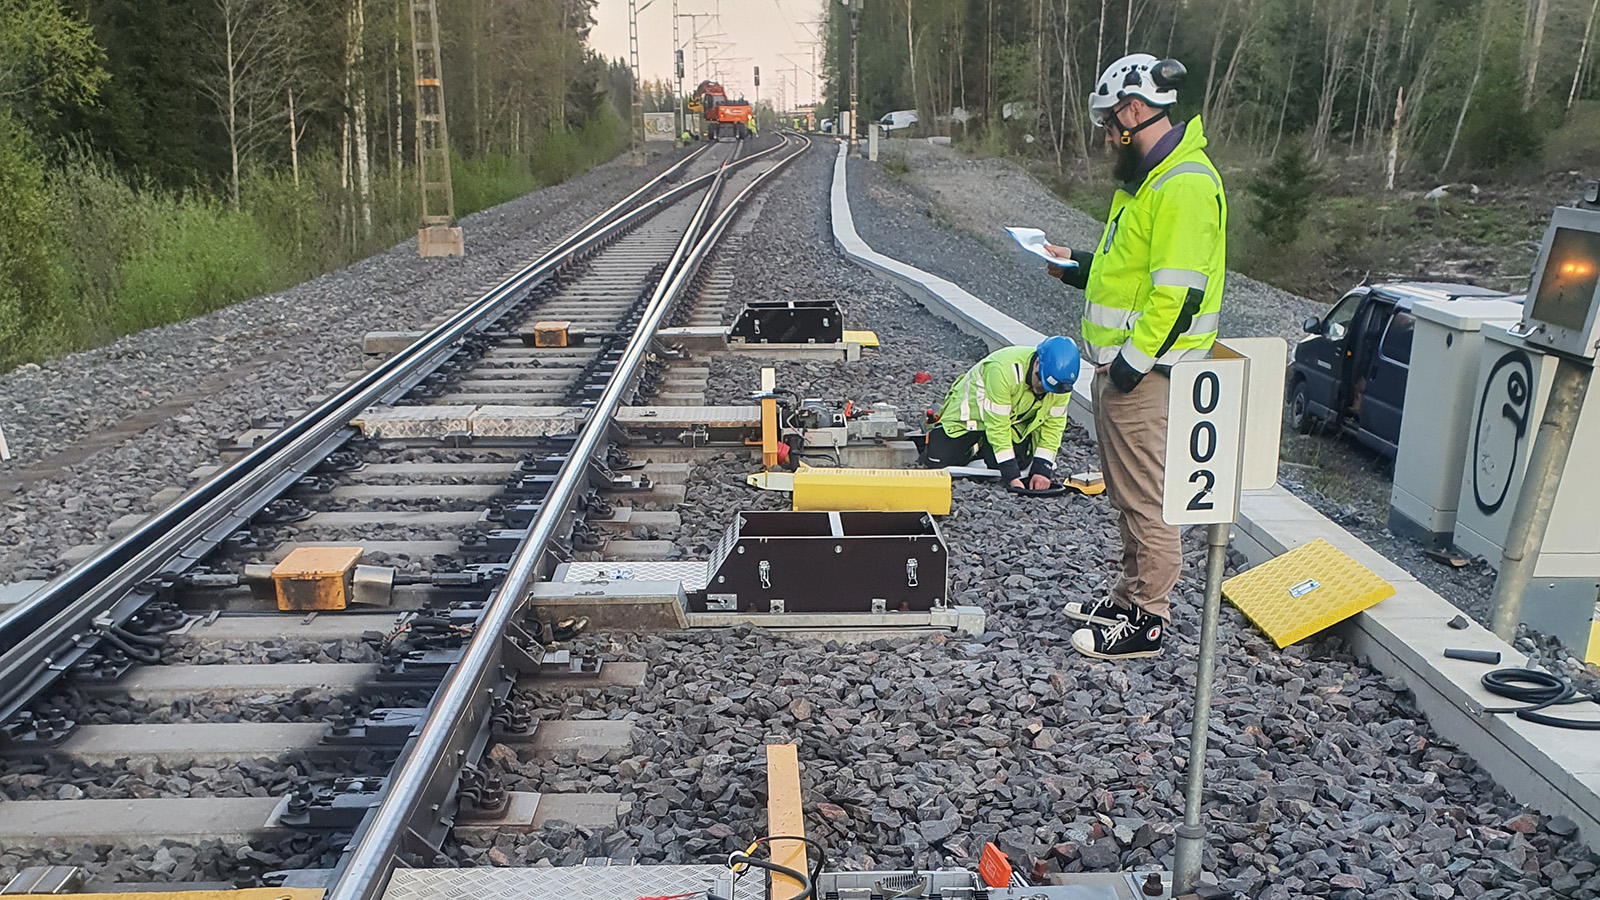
[1088,53,1185,128]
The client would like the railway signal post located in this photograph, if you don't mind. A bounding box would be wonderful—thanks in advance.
[1161,339,1285,893]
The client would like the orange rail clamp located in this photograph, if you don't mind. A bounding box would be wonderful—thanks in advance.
[978,842,1012,888]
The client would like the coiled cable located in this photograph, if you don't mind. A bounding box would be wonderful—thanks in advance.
[1481,667,1600,729]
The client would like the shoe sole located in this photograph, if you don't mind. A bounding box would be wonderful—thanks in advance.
[1073,645,1163,660]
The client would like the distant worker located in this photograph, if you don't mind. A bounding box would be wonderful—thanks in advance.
[919,337,1080,490]
[1041,53,1227,660]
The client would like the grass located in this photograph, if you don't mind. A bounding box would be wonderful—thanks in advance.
[2,114,626,371]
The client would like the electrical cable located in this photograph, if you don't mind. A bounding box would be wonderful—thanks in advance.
[727,855,811,900]
[1479,667,1600,730]
[101,628,162,664]
[743,835,827,886]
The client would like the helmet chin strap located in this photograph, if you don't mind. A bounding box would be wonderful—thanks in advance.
[1115,108,1167,146]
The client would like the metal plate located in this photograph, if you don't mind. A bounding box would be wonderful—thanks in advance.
[559,561,711,593]
[469,406,586,438]
[384,866,752,900]
[353,406,476,439]
[615,406,761,427]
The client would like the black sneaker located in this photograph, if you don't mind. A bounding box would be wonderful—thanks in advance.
[1064,596,1134,626]
[1071,612,1164,659]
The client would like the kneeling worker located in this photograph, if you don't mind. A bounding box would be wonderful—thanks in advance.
[919,337,1080,489]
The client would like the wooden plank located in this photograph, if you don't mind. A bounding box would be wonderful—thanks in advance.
[765,744,807,900]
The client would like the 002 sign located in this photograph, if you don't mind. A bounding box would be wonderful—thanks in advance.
[1163,357,1247,526]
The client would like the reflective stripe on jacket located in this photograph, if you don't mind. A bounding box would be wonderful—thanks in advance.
[1082,117,1226,390]
[936,346,1070,471]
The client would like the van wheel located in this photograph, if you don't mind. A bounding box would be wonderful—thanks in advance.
[1288,381,1315,434]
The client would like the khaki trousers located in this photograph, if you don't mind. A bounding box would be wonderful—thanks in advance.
[1092,372,1182,622]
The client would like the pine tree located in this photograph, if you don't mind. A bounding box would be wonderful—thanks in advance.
[1246,143,1318,247]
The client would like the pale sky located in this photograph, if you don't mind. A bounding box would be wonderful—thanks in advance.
[589,0,828,108]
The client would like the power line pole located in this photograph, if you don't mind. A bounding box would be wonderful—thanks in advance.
[848,0,862,153]
[673,0,682,140]
[409,0,461,257]
[628,0,643,162]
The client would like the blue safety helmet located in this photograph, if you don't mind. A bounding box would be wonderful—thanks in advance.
[1035,336,1081,394]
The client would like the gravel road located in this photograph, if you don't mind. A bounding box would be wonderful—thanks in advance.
[0,147,689,581]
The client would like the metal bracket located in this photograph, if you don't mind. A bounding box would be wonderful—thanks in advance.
[277,777,385,829]
[501,621,546,675]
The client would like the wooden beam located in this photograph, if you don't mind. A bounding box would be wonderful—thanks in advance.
[765,743,807,900]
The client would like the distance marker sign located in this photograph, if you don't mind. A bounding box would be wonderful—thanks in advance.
[1163,356,1248,525]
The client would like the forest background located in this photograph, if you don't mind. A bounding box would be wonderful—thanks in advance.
[0,0,635,370]
[820,0,1600,297]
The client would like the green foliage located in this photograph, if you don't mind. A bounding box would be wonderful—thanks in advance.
[1246,144,1318,246]
[115,198,279,333]
[1460,54,1546,170]
[0,111,57,361]
[0,0,108,118]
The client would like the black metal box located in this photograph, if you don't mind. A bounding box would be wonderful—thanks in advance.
[729,299,843,344]
[691,511,948,613]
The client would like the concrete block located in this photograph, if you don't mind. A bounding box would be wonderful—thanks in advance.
[364,331,426,355]
[0,798,284,845]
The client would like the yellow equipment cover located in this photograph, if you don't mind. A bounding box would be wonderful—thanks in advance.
[1221,538,1393,647]
[792,467,951,515]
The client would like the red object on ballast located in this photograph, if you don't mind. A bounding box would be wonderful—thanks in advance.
[913,371,932,384]
[978,843,1012,888]
[776,442,791,464]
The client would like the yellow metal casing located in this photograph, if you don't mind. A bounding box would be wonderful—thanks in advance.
[532,320,571,348]
[791,467,952,515]
[842,329,881,347]
[272,546,364,611]
[760,367,780,469]
[1221,538,1394,647]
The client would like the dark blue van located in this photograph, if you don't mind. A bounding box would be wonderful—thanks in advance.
[1287,281,1515,458]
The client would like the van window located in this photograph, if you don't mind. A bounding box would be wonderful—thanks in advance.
[1323,290,1364,342]
[1379,311,1416,365]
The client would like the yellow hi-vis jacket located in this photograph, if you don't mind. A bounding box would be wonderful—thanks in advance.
[1071,117,1226,392]
[935,346,1071,482]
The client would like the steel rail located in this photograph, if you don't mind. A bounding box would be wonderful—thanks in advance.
[326,132,812,900]
[0,144,726,723]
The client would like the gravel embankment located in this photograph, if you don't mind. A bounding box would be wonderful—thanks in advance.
[849,140,1322,346]
[0,147,689,581]
[443,140,1600,899]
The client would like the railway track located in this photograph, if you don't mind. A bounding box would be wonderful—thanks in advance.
[0,132,812,891]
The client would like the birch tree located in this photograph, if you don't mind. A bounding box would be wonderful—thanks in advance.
[199,0,299,209]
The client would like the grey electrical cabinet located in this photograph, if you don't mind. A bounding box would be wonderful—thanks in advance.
[1388,298,1525,546]
[1451,321,1600,650]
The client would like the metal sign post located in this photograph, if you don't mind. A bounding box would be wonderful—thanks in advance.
[1161,339,1284,894]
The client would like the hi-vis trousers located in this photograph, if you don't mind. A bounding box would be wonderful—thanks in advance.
[1092,372,1182,622]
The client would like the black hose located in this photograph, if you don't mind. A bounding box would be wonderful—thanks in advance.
[1480,668,1600,729]
[102,629,163,665]
[111,626,165,648]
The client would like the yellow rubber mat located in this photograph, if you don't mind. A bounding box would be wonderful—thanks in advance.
[1221,538,1394,647]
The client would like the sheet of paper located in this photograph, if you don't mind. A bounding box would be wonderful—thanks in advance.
[1006,226,1077,267]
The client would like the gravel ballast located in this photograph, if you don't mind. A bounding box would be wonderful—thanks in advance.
[0,147,688,580]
